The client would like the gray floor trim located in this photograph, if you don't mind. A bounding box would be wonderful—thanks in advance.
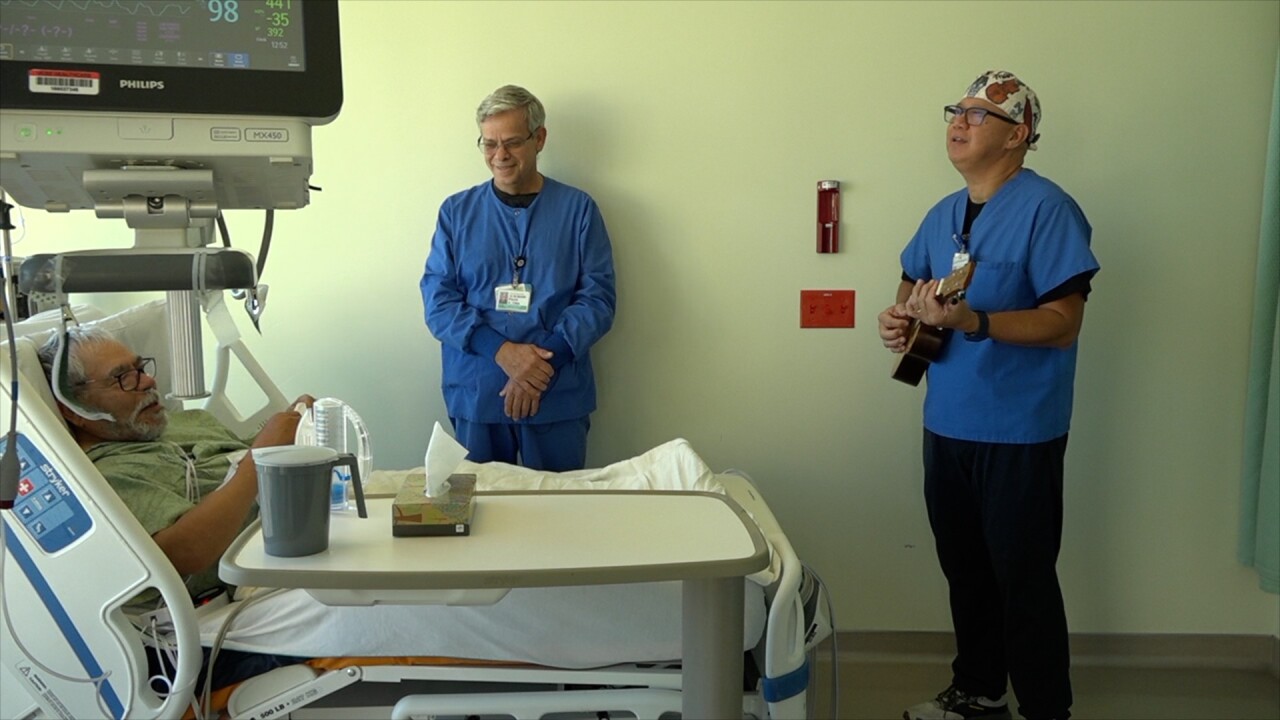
[815,631,1280,678]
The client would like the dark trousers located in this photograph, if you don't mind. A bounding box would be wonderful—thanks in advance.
[923,429,1072,720]
[147,645,307,693]
[451,416,590,471]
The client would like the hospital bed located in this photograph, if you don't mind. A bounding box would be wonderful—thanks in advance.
[0,300,833,719]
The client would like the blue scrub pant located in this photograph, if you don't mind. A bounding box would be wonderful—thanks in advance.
[451,416,590,471]
[923,429,1072,720]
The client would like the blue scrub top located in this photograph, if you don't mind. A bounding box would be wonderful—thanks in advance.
[421,177,616,424]
[901,169,1099,444]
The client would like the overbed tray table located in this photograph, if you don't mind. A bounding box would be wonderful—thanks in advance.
[220,490,770,717]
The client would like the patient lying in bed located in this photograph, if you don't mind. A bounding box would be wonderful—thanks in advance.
[35,324,318,687]
[34,324,767,692]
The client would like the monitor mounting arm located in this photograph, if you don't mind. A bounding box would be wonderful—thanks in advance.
[18,167,261,400]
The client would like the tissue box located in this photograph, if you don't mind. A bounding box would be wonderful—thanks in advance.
[391,472,476,537]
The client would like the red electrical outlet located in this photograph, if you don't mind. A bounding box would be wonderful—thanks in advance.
[800,290,855,328]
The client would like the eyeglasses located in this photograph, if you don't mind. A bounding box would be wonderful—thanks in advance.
[943,104,1019,127]
[77,357,156,392]
[477,131,535,155]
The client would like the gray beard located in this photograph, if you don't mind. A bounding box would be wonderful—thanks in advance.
[100,391,168,442]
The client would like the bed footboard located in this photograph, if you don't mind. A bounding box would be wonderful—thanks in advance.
[720,471,833,718]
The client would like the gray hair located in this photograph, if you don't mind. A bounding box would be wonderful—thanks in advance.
[476,85,546,134]
[36,325,117,401]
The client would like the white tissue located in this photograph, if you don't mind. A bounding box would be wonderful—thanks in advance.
[424,421,468,497]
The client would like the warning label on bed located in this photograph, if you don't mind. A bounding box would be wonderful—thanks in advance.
[17,665,72,719]
[29,69,100,95]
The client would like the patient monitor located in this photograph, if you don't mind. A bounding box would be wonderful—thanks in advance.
[0,0,342,212]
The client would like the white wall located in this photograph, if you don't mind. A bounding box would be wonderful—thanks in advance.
[10,0,1279,637]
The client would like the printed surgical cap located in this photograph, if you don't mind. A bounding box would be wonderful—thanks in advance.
[964,70,1041,151]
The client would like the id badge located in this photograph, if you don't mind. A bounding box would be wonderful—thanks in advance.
[495,284,532,313]
[952,252,971,271]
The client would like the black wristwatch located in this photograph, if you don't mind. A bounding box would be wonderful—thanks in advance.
[964,310,989,342]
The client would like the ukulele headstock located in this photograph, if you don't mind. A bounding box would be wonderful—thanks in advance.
[934,261,975,303]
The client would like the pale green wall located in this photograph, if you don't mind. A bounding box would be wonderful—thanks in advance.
[13,0,1279,636]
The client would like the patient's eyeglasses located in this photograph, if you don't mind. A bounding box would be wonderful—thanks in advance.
[943,104,1019,127]
[77,357,156,392]
[477,131,535,155]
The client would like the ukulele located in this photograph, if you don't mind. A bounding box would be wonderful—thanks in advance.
[890,261,976,386]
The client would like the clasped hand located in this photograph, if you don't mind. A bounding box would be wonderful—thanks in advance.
[496,342,554,420]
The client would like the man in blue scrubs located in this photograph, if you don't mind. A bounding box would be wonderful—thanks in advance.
[422,85,616,471]
[878,71,1099,720]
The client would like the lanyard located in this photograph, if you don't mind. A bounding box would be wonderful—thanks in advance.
[507,205,532,285]
[950,233,972,272]
[512,255,526,286]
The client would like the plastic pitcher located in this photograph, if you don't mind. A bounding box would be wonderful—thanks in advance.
[253,445,368,557]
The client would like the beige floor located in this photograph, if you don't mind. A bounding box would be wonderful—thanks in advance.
[807,657,1280,720]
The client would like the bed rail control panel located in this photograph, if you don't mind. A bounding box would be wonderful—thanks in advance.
[4,434,92,553]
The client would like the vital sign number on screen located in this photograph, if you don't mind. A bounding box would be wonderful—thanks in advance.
[207,0,292,25]
[207,1,289,26]
[207,0,295,51]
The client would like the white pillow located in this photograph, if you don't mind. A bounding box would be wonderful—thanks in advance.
[7,299,181,418]
[7,338,62,424]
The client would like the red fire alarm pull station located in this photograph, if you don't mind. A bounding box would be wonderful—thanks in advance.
[817,180,840,253]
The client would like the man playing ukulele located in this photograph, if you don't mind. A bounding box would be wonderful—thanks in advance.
[878,71,1100,720]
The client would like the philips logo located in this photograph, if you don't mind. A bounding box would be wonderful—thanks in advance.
[120,80,165,90]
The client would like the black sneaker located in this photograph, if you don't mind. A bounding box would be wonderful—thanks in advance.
[903,684,1012,720]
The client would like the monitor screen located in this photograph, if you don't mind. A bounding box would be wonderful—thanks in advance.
[0,0,342,122]
[0,0,343,212]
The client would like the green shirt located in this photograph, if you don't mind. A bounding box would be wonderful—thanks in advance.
[88,409,255,601]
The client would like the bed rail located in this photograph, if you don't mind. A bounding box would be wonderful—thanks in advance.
[1,338,203,719]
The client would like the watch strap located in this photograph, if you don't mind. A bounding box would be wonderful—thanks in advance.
[964,310,989,342]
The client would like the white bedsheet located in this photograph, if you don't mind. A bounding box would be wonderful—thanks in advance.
[203,580,765,667]
[201,439,773,666]
[454,438,723,493]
